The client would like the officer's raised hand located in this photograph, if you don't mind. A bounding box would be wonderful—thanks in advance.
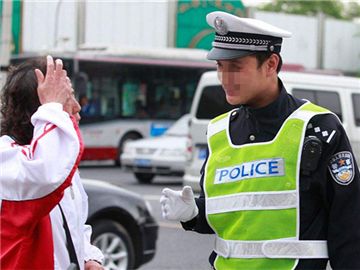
[160,186,198,222]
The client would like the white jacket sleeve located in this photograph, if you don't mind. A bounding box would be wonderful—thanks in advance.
[83,224,104,264]
[0,103,81,201]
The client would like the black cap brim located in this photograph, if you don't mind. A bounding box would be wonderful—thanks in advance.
[207,47,255,60]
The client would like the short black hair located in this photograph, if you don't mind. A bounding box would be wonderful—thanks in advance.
[254,52,283,73]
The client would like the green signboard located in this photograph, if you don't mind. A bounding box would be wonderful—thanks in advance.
[176,0,245,50]
[12,1,21,54]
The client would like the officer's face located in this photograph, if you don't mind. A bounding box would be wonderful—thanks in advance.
[216,55,268,107]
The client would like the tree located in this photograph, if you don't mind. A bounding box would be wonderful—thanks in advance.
[344,1,360,20]
[257,0,360,20]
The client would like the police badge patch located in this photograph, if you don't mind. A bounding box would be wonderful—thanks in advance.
[328,151,354,185]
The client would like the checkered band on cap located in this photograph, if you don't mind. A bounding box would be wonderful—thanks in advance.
[213,32,283,53]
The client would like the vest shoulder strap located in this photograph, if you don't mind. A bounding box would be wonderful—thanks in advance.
[289,102,332,122]
[207,109,236,138]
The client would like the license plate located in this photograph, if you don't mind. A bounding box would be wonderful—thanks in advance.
[198,148,207,160]
[135,159,151,166]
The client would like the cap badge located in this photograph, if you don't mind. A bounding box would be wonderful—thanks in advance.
[214,16,228,36]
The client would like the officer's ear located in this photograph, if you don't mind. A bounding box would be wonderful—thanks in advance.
[265,54,280,77]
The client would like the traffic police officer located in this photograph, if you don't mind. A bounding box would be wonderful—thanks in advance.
[160,11,360,270]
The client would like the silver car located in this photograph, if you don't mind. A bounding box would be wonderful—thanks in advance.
[121,114,190,184]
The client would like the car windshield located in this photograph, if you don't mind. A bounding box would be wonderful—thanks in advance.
[165,114,190,136]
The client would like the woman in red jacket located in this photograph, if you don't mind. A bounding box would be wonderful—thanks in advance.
[0,56,103,269]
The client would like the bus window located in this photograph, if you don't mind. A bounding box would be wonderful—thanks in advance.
[78,74,120,122]
[122,81,140,117]
[154,85,182,118]
[352,94,360,126]
[101,77,119,116]
[74,72,88,97]
[117,64,204,120]
[196,85,236,119]
[293,89,342,121]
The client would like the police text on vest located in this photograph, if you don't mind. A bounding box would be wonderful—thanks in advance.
[214,158,285,184]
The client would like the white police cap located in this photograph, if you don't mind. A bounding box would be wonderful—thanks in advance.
[206,11,292,60]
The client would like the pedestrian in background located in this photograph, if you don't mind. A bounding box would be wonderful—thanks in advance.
[0,56,104,269]
[161,11,360,270]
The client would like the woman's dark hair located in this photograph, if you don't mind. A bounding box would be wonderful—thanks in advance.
[254,52,283,73]
[0,57,46,145]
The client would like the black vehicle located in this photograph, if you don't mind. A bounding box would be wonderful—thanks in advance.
[83,179,158,270]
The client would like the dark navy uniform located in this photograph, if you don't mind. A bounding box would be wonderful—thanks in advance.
[183,80,360,270]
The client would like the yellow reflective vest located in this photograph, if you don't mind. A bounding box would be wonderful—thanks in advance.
[204,102,332,270]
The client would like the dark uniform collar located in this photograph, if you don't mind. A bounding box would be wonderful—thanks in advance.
[243,79,287,119]
[229,78,304,144]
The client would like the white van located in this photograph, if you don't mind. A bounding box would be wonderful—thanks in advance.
[184,70,360,191]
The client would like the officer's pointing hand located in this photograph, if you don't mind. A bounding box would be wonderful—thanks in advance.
[160,186,199,222]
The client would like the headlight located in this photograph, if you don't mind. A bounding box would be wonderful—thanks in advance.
[123,145,136,155]
[160,149,185,157]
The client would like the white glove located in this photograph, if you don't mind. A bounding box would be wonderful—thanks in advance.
[160,186,199,222]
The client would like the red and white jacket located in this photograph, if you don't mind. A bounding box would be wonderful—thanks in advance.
[0,103,104,269]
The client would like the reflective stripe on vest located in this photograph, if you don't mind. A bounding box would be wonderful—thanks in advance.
[207,190,297,214]
[204,102,332,270]
[214,237,328,259]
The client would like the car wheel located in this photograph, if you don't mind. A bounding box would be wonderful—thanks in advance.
[91,219,135,270]
[134,172,155,184]
[116,133,142,166]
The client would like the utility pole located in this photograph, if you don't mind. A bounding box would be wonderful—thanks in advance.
[0,0,13,69]
[316,12,325,70]
[76,0,86,49]
[167,0,177,47]
[54,0,63,49]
